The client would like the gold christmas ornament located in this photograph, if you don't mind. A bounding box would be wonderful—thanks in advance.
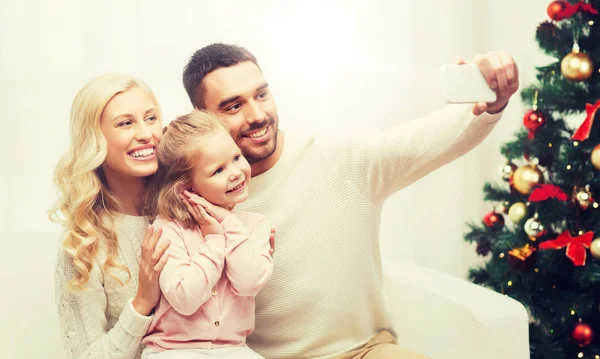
[501,163,517,182]
[508,202,528,223]
[513,165,545,195]
[561,44,594,82]
[590,239,600,259]
[524,216,546,241]
[573,185,593,210]
[591,144,600,170]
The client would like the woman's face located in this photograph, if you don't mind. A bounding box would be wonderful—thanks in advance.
[100,86,162,179]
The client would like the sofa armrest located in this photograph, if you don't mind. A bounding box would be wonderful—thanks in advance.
[383,260,530,359]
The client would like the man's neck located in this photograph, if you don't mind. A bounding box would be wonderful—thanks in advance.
[102,168,146,216]
[250,131,285,177]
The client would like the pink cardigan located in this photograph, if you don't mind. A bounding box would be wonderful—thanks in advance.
[142,211,273,352]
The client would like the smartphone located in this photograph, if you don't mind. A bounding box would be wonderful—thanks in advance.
[440,64,497,104]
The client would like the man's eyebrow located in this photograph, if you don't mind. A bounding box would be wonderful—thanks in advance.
[256,82,269,93]
[217,82,269,110]
[218,95,241,110]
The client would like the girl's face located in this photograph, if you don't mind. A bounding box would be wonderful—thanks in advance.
[100,86,162,179]
[190,128,251,208]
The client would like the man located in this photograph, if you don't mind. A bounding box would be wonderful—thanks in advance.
[181,43,519,359]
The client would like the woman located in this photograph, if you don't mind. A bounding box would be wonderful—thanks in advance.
[49,74,170,359]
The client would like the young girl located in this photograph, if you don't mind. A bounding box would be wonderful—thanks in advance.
[142,110,274,359]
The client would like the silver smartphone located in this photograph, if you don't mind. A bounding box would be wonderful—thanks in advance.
[440,64,497,104]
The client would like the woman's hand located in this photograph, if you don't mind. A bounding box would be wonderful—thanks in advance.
[132,226,169,316]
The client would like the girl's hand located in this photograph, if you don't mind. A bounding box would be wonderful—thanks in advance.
[182,190,276,255]
[132,226,169,316]
[180,192,225,236]
[183,189,232,222]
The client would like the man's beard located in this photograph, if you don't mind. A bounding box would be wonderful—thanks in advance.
[233,117,278,165]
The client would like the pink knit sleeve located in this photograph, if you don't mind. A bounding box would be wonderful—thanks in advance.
[156,219,226,315]
[221,213,273,297]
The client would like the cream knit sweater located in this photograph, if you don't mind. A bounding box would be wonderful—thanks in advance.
[239,104,502,359]
[55,215,153,359]
[54,104,502,359]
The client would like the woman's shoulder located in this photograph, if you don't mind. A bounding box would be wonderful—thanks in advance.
[54,230,103,287]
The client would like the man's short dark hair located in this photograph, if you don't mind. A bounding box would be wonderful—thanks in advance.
[183,43,260,109]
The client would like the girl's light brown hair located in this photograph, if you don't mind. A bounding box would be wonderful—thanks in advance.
[146,110,226,229]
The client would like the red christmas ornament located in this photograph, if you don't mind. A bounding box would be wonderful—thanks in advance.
[547,0,568,20]
[528,184,568,202]
[572,322,594,346]
[572,100,600,142]
[483,211,505,231]
[539,230,594,266]
[524,109,546,131]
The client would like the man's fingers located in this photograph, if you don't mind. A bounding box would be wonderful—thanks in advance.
[500,52,516,86]
[474,54,497,90]
[472,102,487,115]
[489,54,508,96]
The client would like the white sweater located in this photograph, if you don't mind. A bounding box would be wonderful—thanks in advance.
[54,104,501,359]
[238,104,502,359]
[55,214,153,359]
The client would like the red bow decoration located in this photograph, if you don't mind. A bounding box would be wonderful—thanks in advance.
[556,1,599,20]
[539,230,594,266]
[572,100,600,142]
[528,184,568,202]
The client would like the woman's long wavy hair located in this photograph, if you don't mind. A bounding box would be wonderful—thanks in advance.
[48,74,160,290]
[146,110,225,230]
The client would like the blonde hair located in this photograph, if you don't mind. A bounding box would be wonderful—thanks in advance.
[49,74,161,290]
[146,110,226,229]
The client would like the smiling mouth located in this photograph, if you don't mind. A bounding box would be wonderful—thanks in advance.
[244,125,269,139]
[226,181,245,193]
[128,147,155,158]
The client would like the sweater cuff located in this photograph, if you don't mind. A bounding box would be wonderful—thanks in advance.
[220,213,244,230]
[118,298,154,337]
[478,108,504,124]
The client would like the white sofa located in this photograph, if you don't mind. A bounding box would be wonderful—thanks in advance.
[6,231,530,358]
[384,260,530,359]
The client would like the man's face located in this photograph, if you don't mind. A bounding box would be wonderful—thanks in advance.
[199,61,279,165]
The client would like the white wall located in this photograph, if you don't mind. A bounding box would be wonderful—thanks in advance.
[1,0,553,357]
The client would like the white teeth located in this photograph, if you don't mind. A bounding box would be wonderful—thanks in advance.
[249,127,267,138]
[228,182,244,192]
[130,148,154,158]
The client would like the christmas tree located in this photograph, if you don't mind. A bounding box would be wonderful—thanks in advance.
[464,1,600,358]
